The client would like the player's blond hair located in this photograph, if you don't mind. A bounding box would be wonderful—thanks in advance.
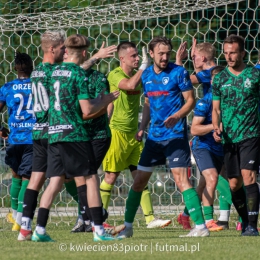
[64,34,90,56]
[41,30,66,52]
[195,42,216,61]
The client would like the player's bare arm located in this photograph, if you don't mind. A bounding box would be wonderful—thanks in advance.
[175,42,188,66]
[82,107,107,120]
[118,47,150,91]
[164,89,195,128]
[79,90,120,116]
[212,99,222,143]
[81,41,117,70]
[135,97,150,142]
[190,116,214,136]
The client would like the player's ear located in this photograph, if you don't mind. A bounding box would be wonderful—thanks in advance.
[50,45,54,54]
[149,50,154,59]
[241,50,246,59]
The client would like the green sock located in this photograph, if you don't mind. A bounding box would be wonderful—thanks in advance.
[65,180,80,215]
[17,179,29,213]
[182,188,204,225]
[183,206,190,216]
[10,177,22,211]
[203,205,213,221]
[100,180,114,210]
[125,188,142,223]
[140,186,154,224]
[219,194,231,210]
[216,175,232,205]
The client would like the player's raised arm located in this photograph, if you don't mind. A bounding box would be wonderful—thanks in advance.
[81,41,117,70]
[175,41,188,66]
[117,46,150,90]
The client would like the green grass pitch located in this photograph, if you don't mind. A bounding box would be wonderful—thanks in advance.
[1,217,259,260]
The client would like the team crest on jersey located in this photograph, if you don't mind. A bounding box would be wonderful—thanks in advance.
[244,78,251,88]
[162,77,169,85]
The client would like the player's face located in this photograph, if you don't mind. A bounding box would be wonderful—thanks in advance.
[223,42,245,69]
[149,43,171,73]
[53,41,66,63]
[192,49,204,69]
[122,47,140,69]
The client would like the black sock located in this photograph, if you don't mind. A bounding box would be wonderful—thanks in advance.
[23,189,39,219]
[245,183,259,229]
[231,186,249,224]
[89,207,103,225]
[77,185,91,221]
[37,208,49,228]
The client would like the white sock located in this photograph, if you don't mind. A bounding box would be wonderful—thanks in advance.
[124,222,133,228]
[195,224,206,229]
[36,225,46,235]
[21,217,32,230]
[218,210,230,222]
[94,225,105,235]
[205,219,213,224]
[16,212,23,225]
[91,221,94,227]
[12,209,17,219]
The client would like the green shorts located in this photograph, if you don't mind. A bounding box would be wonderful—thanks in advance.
[102,128,143,172]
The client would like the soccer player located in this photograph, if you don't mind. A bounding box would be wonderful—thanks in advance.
[18,30,117,241]
[118,36,209,238]
[212,34,260,236]
[100,41,171,228]
[188,65,228,231]
[0,52,35,231]
[31,34,119,242]
[68,66,124,235]
[176,42,232,230]
[176,38,216,96]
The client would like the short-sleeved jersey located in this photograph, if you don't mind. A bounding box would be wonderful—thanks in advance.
[212,65,260,144]
[195,67,215,96]
[48,62,90,144]
[108,67,141,133]
[142,62,193,141]
[83,69,111,140]
[0,78,35,144]
[191,90,223,156]
[31,62,56,140]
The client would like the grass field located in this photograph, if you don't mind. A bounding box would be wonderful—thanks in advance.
[1,217,259,260]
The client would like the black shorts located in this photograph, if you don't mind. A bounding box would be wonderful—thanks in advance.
[32,139,48,172]
[46,141,97,179]
[5,144,33,178]
[224,137,260,178]
[91,138,111,169]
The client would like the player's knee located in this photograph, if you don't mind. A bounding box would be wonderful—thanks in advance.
[105,172,119,185]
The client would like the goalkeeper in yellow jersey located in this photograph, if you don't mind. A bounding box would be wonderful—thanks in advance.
[101,41,171,228]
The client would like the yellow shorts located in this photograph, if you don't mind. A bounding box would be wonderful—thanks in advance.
[102,128,143,172]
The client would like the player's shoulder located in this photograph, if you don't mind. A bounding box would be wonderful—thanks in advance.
[109,66,122,75]
[87,68,106,78]
[247,64,260,74]
[86,69,107,83]
[168,62,189,76]
[212,67,228,82]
